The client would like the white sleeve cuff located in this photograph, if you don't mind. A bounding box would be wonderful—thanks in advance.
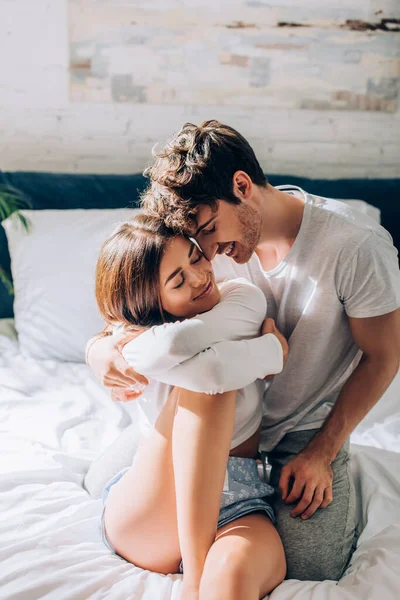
[248,333,284,378]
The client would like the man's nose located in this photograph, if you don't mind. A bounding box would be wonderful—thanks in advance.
[199,240,217,262]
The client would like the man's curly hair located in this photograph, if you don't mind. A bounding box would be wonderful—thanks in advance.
[141,120,268,234]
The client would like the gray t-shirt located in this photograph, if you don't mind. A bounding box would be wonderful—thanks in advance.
[212,186,400,451]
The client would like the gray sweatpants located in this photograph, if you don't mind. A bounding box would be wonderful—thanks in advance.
[267,429,357,581]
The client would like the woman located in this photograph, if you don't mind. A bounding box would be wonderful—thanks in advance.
[95,212,288,600]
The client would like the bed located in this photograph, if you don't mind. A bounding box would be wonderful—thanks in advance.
[0,191,399,599]
[1,322,400,599]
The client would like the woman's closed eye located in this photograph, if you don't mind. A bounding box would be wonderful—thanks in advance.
[173,252,204,289]
[174,275,185,289]
[192,252,203,264]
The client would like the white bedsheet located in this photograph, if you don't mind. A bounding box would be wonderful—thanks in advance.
[0,330,399,600]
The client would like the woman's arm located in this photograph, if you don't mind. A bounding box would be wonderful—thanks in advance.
[123,332,283,394]
[121,279,267,374]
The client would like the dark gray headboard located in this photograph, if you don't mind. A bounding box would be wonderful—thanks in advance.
[1,171,399,319]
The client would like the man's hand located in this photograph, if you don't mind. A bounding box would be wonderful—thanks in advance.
[87,328,148,402]
[279,450,333,519]
[261,318,289,376]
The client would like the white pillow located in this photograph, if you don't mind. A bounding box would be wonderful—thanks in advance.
[2,208,139,362]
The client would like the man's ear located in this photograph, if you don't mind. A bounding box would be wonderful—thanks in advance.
[233,170,252,201]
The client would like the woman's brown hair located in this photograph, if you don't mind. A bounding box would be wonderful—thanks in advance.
[142,119,268,233]
[95,212,177,328]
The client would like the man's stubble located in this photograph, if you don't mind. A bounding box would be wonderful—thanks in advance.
[235,202,262,264]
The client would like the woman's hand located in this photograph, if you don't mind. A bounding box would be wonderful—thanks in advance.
[261,318,289,376]
[86,329,149,401]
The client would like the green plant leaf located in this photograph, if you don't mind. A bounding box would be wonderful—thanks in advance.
[18,213,30,232]
[0,184,32,297]
[0,266,14,295]
[0,185,32,221]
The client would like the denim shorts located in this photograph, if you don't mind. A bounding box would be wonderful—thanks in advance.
[100,455,275,570]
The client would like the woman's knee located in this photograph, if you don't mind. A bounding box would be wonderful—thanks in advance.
[202,516,286,597]
[202,540,257,591]
[260,555,286,596]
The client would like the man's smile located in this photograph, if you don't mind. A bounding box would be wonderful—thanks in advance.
[219,242,236,257]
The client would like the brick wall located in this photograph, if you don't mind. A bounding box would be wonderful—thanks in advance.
[0,0,399,178]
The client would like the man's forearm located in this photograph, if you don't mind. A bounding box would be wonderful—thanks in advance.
[305,353,399,462]
[85,323,112,365]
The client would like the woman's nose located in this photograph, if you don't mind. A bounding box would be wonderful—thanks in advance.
[189,265,209,287]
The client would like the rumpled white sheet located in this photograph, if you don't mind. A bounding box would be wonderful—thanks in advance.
[0,330,399,600]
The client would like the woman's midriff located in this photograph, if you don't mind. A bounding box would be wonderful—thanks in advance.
[229,425,261,459]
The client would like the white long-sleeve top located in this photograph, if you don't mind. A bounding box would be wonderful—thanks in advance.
[117,278,283,449]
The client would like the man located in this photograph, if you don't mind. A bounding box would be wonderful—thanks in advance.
[87,120,400,580]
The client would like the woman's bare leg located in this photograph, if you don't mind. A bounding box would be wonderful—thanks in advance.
[104,388,181,573]
[103,388,235,579]
[199,513,286,600]
[173,388,236,589]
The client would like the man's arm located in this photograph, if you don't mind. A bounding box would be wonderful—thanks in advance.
[281,308,400,519]
[85,323,113,364]
[86,325,149,401]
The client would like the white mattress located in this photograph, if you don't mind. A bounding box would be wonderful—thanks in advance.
[0,328,399,600]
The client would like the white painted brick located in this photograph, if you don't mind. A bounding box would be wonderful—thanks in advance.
[270,141,384,165]
[0,0,399,179]
[67,0,399,27]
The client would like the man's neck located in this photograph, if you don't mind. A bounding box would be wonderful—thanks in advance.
[255,185,306,271]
